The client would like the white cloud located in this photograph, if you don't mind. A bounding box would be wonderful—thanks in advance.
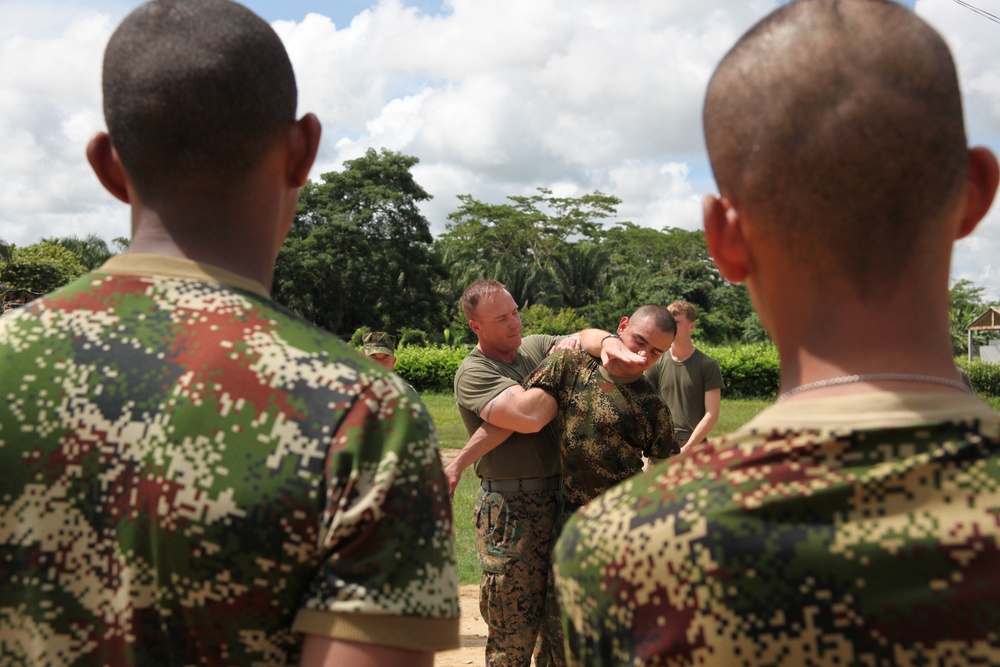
[0,0,996,297]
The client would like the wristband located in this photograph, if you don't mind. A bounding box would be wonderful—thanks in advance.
[601,333,621,345]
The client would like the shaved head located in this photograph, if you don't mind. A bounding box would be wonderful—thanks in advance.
[103,0,297,196]
[704,0,967,293]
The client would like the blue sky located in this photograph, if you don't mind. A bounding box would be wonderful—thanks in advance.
[0,0,996,297]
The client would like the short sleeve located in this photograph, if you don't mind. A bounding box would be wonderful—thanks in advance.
[454,355,519,416]
[704,356,724,392]
[293,378,460,651]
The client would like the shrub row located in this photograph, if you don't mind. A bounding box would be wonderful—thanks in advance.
[387,342,1000,400]
[957,359,1000,398]
[394,345,473,393]
[702,343,781,399]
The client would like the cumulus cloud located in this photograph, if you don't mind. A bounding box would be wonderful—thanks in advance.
[0,0,996,296]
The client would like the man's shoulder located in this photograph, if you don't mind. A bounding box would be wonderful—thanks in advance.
[519,333,560,363]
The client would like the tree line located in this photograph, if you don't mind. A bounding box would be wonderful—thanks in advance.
[1,148,996,354]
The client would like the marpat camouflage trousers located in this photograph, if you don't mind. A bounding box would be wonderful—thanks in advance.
[475,485,563,667]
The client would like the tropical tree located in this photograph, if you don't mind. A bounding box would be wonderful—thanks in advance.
[435,188,620,308]
[45,234,114,270]
[273,148,449,338]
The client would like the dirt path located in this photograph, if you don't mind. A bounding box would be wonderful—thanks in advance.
[436,584,488,667]
[435,449,488,666]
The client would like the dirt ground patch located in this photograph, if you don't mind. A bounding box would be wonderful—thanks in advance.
[436,583,487,667]
[436,448,488,666]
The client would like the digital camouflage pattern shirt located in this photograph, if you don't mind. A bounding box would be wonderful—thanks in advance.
[554,392,1000,666]
[523,349,678,506]
[0,255,459,666]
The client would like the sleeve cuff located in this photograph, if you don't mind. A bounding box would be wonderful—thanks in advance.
[292,608,460,652]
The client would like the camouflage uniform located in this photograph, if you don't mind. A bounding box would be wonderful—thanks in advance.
[524,349,677,667]
[0,255,460,666]
[362,330,395,357]
[455,334,562,667]
[554,392,1000,666]
[524,349,678,509]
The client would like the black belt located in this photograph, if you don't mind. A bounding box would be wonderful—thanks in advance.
[481,476,560,493]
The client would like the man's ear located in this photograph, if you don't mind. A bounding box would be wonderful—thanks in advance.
[287,113,322,188]
[955,146,999,240]
[702,194,750,283]
[616,316,629,335]
[86,132,130,204]
[468,319,482,337]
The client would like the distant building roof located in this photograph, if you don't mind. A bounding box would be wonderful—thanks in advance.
[968,306,1000,332]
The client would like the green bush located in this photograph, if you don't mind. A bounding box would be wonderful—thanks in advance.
[705,342,781,399]
[2,242,86,294]
[388,342,1000,401]
[395,345,472,393]
[957,358,1000,398]
[520,304,587,336]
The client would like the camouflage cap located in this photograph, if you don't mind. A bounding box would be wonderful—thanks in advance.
[363,331,395,356]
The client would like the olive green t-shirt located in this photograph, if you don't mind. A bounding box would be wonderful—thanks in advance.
[644,347,723,436]
[454,334,561,480]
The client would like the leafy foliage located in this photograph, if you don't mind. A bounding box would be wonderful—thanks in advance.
[45,234,113,270]
[705,343,781,399]
[394,345,472,393]
[519,304,587,336]
[436,188,620,324]
[1,241,87,293]
[273,149,448,337]
[957,359,1000,398]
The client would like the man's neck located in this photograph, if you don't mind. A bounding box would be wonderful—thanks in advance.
[670,338,696,362]
[476,341,517,364]
[774,306,960,397]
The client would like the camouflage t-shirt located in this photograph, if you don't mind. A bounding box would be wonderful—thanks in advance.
[523,350,677,506]
[0,255,460,666]
[554,392,1000,666]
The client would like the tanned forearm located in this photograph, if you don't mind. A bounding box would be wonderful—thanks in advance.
[681,389,721,453]
[443,422,513,497]
[478,386,557,433]
[579,328,645,368]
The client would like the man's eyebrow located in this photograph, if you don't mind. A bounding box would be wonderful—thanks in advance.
[635,332,666,356]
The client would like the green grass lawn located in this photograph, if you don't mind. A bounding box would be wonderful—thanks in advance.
[423,392,772,584]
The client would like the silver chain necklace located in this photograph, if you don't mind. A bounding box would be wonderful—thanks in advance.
[776,373,971,403]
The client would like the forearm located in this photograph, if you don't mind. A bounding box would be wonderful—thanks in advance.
[449,423,513,474]
[681,408,719,452]
[579,328,645,370]
[479,386,557,432]
[300,635,433,667]
[579,328,615,356]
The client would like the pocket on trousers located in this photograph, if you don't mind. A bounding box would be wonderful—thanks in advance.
[475,492,509,574]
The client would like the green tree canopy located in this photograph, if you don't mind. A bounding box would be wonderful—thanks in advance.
[45,234,113,270]
[1,241,87,294]
[273,148,449,338]
[436,188,620,319]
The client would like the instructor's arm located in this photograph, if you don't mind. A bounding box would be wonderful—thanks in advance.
[477,386,556,433]
[444,422,513,497]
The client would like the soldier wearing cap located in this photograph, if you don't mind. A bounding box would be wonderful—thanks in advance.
[363,331,397,371]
